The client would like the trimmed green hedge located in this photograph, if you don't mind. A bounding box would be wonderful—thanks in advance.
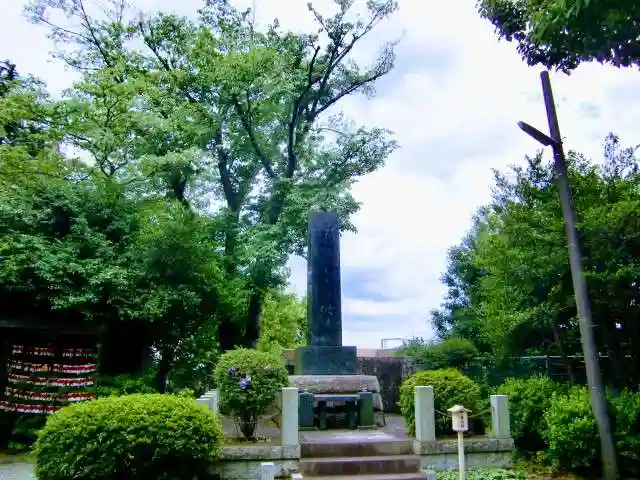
[399,368,481,436]
[35,393,222,480]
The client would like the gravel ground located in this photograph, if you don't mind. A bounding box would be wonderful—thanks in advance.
[0,462,35,480]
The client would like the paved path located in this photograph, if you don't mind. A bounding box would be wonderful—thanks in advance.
[0,462,35,480]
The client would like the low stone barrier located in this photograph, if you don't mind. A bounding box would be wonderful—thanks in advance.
[200,386,514,478]
[210,445,300,480]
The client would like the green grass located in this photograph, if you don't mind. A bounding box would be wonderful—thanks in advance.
[435,465,583,480]
[436,469,526,480]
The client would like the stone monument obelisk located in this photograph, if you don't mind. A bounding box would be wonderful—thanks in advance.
[294,211,358,374]
[290,211,383,430]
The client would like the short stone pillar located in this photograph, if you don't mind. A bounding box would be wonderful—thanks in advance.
[415,386,436,442]
[299,390,315,429]
[209,389,219,416]
[260,461,275,480]
[282,387,299,447]
[490,394,511,438]
[359,391,374,428]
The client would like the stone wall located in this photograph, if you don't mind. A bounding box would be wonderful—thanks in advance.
[210,445,299,480]
[414,437,514,471]
[358,356,407,413]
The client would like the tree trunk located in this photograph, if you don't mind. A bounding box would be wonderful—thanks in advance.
[218,320,240,352]
[155,347,174,393]
[549,319,576,382]
[600,323,627,388]
[245,289,262,348]
[99,322,150,376]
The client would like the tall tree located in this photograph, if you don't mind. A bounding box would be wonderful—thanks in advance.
[433,134,640,386]
[430,221,491,353]
[477,0,640,72]
[0,63,232,387]
[257,291,308,353]
[26,0,399,349]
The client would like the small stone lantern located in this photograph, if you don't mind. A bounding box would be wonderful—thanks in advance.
[447,405,471,480]
[447,405,471,432]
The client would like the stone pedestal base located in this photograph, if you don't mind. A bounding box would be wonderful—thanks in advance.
[294,346,357,375]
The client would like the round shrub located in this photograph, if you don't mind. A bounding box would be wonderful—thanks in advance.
[497,375,563,451]
[214,347,289,440]
[34,393,223,480]
[399,368,481,436]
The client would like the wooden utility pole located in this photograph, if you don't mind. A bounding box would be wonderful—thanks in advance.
[518,71,618,480]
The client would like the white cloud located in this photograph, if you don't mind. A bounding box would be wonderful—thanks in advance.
[2,0,640,348]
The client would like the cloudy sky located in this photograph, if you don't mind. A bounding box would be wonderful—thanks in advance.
[2,0,639,348]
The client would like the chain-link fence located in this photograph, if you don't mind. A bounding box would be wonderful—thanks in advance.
[407,355,623,387]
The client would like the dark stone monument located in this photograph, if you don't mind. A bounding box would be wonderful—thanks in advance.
[289,211,383,430]
[294,211,357,375]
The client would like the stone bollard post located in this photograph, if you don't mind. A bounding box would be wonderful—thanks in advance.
[415,386,436,442]
[358,391,374,428]
[260,461,275,480]
[490,395,511,438]
[209,389,219,416]
[298,390,315,429]
[281,387,299,447]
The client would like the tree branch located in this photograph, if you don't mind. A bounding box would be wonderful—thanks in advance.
[213,128,239,213]
[314,69,388,118]
[285,46,321,179]
[232,97,275,178]
[77,0,113,68]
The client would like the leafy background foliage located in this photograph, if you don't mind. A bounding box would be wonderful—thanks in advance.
[0,0,397,400]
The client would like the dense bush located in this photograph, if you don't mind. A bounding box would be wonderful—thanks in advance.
[214,347,289,440]
[399,368,481,436]
[400,337,479,371]
[497,375,563,451]
[0,413,46,453]
[95,373,157,397]
[542,386,596,473]
[543,386,640,477]
[34,394,222,480]
[612,389,640,476]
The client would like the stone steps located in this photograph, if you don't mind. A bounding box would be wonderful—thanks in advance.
[302,439,413,458]
[304,474,427,480]
[300,454,420,476]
